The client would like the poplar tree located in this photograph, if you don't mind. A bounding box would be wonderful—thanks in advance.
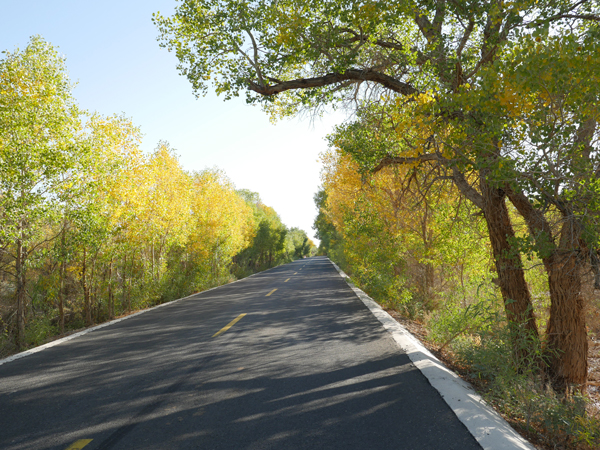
[0,37,81,348]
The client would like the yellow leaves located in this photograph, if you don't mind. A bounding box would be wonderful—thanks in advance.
[415,91,434,106]
[87,114,253,270]
[356,2,383,23]
[493,75,536,119]
[188,170,254,259]
[389,91,443,163]
[320,143,465,275]
[497,84,520,109]
[320,149,362,230]
[138,143,193,246]
[274,9,308,48]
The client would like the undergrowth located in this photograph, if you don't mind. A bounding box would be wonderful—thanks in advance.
[432,317,600,449]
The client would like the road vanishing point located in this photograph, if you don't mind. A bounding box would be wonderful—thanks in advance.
[0,257,527,449]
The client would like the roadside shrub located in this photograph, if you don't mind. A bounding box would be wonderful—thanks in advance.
[451,323,600,449]
[428,298,501,352]
[24,315,56,349]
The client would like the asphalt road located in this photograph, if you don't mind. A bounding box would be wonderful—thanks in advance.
[0,256,481,450]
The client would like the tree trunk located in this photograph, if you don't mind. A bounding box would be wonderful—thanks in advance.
[121,252,127,313]
[544,220,588,391]
[82,247,91,326]
[58,227,66,334]
[127,251,133,312]
[507,188,588,389]
[90,256,97,324]
[15,237,26,349]
[108,259,114,320]
[480,180,539,343]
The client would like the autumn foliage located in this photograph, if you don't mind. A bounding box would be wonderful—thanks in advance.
[0,37,314,356]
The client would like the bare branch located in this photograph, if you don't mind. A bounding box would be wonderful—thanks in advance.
[337,28,405,51]
[506,186,554,240]
[560,14,600,22]
[245,30,265,87]
[451,167,484,209]
[235,44,264,86]
[457,19,475,59]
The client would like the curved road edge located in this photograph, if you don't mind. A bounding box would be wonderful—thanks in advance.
[328,258,537,450]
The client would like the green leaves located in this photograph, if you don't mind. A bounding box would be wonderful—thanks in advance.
[0,36,82,244]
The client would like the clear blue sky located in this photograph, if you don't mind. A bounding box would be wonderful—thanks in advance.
[1,0,346,243]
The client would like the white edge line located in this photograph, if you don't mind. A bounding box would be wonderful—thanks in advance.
[328,258,536,450]
[0,269,267,367]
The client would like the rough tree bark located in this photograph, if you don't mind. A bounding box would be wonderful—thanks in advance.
[480,181,539,340]
[545,219,588,390]
[375,159,540,348]
[507,188,588,390]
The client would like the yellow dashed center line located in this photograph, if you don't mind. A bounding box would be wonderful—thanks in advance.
[284,278,290,282]
[266,288,277,297]
[65,440,93,450]
[212,313,247,338]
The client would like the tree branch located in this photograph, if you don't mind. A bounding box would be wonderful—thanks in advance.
[451,168,484,209]
[560,14,600,22]
[457,19,475,59]
[415,11,438,44]
[371,153,444,173]
[337,28,405,51]
[248,69,418,96]
[506,186,554,240]
[525,0,599,27]
[245,29,265,87]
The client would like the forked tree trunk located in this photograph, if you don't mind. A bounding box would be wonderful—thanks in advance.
[422,166,539,350]
[480,181,539,344]
[544,220,588,390]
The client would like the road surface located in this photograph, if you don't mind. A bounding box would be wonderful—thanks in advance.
[0,256,481,449]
